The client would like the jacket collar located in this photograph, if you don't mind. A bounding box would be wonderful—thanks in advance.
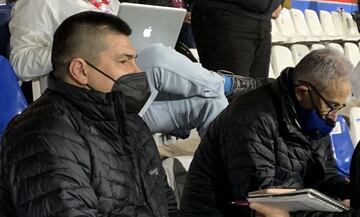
[271,68,311,146]
[47,73,127,137]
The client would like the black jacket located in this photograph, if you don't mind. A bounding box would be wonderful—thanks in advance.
[193,0,284,20]
[180,68,350,217]
[0,75,177,217]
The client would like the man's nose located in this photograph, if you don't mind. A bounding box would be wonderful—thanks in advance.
[130,60,141,73]
[327,112,338,124]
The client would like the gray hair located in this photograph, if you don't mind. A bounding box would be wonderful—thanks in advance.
[292,48,352,91]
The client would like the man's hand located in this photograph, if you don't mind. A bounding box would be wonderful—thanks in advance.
[248,188,296,196]
[272,5,283,19]
[184,12,191,24]
[250,202,290,217]
[342,199,350,208]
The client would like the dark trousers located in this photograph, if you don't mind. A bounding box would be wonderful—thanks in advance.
[191,4,271,78]
[178,23,196,48]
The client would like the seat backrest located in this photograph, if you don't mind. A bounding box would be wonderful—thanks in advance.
[290,9,311,37]
[162,155,193,207]
[275,8,298,37]
[342,12,360,36]
[271,19,286,43]
[311,44,326,50]
[0,55,27,136]
[305,9,324,37]
[344,42,360,67]
[0,3,12,58]
[290,44,310,65]
[268,63,277,79]
[331,11,346,36]
[330,115,354,177]
[271,45,295,77]
[320,10,339,37]
[350,107,360,145]
[327,43,344,54]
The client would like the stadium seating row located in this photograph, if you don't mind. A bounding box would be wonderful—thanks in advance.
[272,8,360,44]
[270,42,360,77]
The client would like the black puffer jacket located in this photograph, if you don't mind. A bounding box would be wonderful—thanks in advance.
[180,68,350,217]
[0,75,177,217]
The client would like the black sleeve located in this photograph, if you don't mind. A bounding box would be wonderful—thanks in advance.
[293,209,360,217]
[222,112,281,199]
[317,140,350,200]
[1,125,124,217]
[350,143,360,208]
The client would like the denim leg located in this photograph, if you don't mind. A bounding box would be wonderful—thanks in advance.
[136,44,228,136]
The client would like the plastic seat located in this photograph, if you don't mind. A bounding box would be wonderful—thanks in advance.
[189,48,199,62]
[331,11,347,39]
[162,155,193,207]
[268,63,277,79]
[276,8,305,43]
[350,107,360,145]
[330,115,354,177]
[0,3,12,57]
[271,19,287,43]
[304,9,329,41]
[0,55,28,136]
[327,43,344,54]
[271,45,295,77]
[353,60,360,100]
[319,10,342,40]
[290,9,318,42]
[344,42,360,67]
[310,44,326,50]
[290,44,310,65]
[342,12,360,41]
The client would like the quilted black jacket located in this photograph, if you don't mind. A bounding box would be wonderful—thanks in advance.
[0,75,177,217]
[180,68,350,217]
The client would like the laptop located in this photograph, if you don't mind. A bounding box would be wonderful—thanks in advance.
[117,3,186,51]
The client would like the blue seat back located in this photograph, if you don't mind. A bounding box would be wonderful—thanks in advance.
[0,3,12,58]
[330,115,354,177]
[0,55,27,136]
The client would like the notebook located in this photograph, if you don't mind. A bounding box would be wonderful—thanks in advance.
[247,188,349,212]
[117,3,186,51]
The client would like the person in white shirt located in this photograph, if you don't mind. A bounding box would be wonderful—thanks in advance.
[9,0,262,137]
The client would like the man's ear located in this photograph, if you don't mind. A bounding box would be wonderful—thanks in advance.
[68,58,89,86]
[294,85,309,102]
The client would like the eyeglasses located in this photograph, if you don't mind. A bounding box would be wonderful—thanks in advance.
[297,80,346,118]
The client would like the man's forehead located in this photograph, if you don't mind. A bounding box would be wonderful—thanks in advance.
[322,79,352,102]
[104,34,136,55]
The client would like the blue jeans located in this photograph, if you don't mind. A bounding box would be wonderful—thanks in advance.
[137,44,228,137]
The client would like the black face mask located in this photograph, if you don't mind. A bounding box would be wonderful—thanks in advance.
[85,60,151,113]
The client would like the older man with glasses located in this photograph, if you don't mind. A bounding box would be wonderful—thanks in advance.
[180,48,352,217]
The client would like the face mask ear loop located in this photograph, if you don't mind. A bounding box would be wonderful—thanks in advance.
[84,59,116,82]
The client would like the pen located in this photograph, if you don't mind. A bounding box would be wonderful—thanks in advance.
[230,200,250,206]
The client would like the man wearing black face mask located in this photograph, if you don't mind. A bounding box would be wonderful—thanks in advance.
[180,48,352,217]
[0,12,179,217]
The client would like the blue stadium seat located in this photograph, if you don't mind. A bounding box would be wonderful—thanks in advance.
[0,3,13,58]
[0,55,27,136]
[330,115,354,177]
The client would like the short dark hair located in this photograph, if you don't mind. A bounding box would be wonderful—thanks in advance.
[52,11,132,79]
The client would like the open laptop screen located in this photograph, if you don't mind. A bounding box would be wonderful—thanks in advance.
[118,3,186,51]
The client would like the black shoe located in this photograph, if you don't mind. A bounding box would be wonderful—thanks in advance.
[218,70,257,96]
[218,70,275,100]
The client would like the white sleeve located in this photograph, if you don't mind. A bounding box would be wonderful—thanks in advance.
[9,0,58,81]
[8,0,115,82]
